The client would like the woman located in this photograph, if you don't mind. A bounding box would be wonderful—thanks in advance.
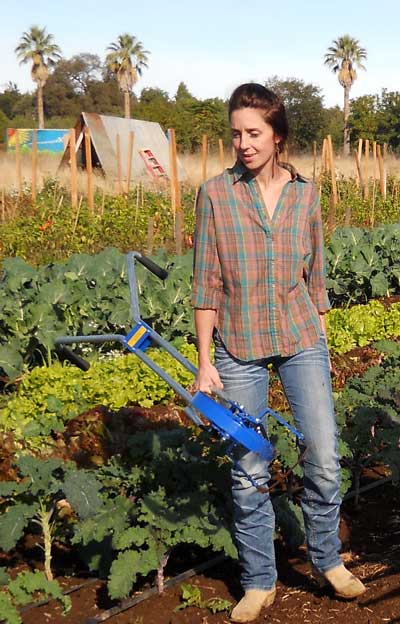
[191,83,366,623]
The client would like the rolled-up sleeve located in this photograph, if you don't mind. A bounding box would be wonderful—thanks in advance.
[308,187,331,313]
[191,184,223,309]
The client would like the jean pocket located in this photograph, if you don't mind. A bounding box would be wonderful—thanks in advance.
[213,328,223,347]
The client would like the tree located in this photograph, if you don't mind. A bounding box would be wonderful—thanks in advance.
[15,25,62,129]
[324,35,367,155]
[0,83,21,119]
[105,34,149,118]
[321,106,344,151]
[265,77,325,152]
[348,95,379,143]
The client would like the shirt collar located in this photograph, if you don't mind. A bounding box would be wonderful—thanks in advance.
[229,160,308,184]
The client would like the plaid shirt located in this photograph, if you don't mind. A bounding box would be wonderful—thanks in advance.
[191,162,331,361]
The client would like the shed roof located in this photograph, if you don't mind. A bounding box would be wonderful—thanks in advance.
[61,113,187,181]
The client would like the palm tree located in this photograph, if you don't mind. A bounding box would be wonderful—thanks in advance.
[106,34,149,118]
[15,25,62,129]
[324,35,367,155]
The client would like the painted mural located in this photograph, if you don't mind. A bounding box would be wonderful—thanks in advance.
[6,129,69,153]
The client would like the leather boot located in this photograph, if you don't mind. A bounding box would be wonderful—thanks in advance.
[230,586,276,623]
[311,563,366,599]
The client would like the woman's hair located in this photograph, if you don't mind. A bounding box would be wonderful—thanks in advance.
[228,83,288,151]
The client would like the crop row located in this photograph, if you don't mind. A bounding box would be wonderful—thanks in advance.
[1,340,399,611]
[1,223,399,379]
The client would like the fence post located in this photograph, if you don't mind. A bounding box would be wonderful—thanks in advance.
[69,128,78,210]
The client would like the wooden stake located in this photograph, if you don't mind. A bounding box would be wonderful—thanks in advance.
[116,133,122,195]
[15,129,22,197]
[377,144,386,199]
[383,143,388,160]
[168,128,180,214]
[364,139,370,199]
[31,129,38,202]
[356,138,363,187]
[201,134,208,182]
[321,138,328,174]
[371,176,376,228]
[72,195,83,235]
[372,140,377,182]
[147,216,154,254]
[100,188,105,217]
[218,138,225,171]
[84,127,94,213]
[1,188,5,222]
[354,150,364,197]
[69,128,78,210]
[327,192,336,233]
[125,131,134,194]
[357,138,363,162]
[312,141,317,182]
[327,135,338,206]
[175,209,183,256]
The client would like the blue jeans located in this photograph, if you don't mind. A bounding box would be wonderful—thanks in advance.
[213,331,342,590]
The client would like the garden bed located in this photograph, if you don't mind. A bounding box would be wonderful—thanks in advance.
[4,479,399,624]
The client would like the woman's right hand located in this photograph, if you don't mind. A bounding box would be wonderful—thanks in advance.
[193,362,224,394]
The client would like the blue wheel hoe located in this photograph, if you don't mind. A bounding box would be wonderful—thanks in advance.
[55,252,304,484]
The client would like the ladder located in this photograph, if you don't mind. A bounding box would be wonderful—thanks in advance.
[139,148,166,178]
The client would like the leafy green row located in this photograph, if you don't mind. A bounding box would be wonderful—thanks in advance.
[2,299,400,448]
[335,339,400,485]
[0,247,193,379]
[0,341,197,447]
[326,300,400,354]
[1,223,399,378]
[326,224,400,306]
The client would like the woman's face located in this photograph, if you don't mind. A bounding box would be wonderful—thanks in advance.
[230,107,279,172]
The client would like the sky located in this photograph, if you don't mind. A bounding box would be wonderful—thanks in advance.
[1,0,400,108]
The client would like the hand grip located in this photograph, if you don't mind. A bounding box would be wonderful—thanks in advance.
[136,253,168,280]
[56,345,90,371]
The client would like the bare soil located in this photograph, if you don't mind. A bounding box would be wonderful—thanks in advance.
[14,481,400,624]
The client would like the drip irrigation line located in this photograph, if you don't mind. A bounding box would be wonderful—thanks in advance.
[84,553,227,623]
[11,478,392,622]
[343,476,392,501]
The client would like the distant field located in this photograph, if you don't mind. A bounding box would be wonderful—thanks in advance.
[1,149,400,192]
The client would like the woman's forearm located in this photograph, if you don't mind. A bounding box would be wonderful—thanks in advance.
[194,308,217,365]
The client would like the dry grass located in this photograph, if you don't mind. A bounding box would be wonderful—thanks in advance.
[180,150,400,186]
[1,149,399,193]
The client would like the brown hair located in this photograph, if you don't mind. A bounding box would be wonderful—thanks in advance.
[228,83,288,151]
